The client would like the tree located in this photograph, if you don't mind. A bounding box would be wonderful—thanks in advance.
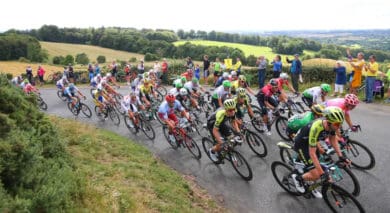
[62,55,74,65]
[75,53,90,65]
[96,55,106,63]
[52,56,65,64]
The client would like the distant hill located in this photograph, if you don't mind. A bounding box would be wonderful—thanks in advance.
[40,41,145,63]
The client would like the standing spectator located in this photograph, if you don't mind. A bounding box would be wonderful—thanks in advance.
[203,55,210,85]
[212,57,221,85]
[124,64,131,85]
[271,55,283,78]
[161,58,168,84]
[137,59,145,74]
[88,63,94,82]
[26,65,33,83]
[332,61,347,97]
[94,63,101,76]
[186,56,194,70]
[153,60,161,79]
[110,61,118,78]
[194,64,200,80]
[68,64,74,83]
[286,54,302,93]
[37,65,45,87]
[63,66,69,79]
[363,55,378,103]
[233,57,242,76]
[256,56,267,89]
[347,50,365,95]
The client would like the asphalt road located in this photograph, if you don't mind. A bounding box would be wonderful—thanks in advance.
[40,87,390,213]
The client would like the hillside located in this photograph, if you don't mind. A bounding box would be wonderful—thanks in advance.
[40,41,145,63]
[174,40,314,60]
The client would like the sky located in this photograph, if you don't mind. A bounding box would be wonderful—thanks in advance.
[1,0,389,32]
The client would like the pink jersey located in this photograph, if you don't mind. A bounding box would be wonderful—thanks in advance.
[325,98,350,116]
[23,83,36,93]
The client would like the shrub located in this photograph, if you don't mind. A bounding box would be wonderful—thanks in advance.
[129,57,137,62]
[75,53,90,65]
[96,55,106,63]
[62,55,74,66]
[144,52,159,61]
[52,55,65,65]
[18,57,30,63]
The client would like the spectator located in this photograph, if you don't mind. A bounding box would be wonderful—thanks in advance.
[137,59,145,74]
[37,65,45,87]
[161,58,168,84]
[256,56,267,89]
[153,60,161,79]
[203,55,211,85]
[271,55,283,78]
[233,57,242,76]
[124,64,131,85]
[286,54,302,92]
[26,65,33,83]
[385,65,390,103]
[194,64,200,80]
[68,64,75,83]
[88,63,94,82]
[186,56,194,70]
[110,61,118,78]
[94,63,101,76]
[363,55,378,103]
[332,61,347,97]
[63,66,69,79]
[213,57,221,85]
[347,51,365,95]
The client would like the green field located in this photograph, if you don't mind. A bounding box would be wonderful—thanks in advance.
[174,40,314,60]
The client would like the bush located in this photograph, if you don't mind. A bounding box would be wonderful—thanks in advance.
[144,52,159,61]
[75,53,90,65]
[18,57,30,63]
[129,57,137,62]
[62,55,74,66]
[52,55,65,65]
[96,55,106,63]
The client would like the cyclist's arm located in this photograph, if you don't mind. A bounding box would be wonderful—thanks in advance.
[264,99,275,110]
[329,134,343,158]
[309,146,324,175]
[245,87,255,96]
[218,98,223,108]
[247,103,254,118]
[345,113,353,129]
[309,120,325,174]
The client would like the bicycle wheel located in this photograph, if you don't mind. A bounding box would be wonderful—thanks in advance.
[229,151,253,181]
[39,100,48,111]
[276,116,290,141]
[124,115,138,134]
[156,85,167,96]
[90,88,95,98]
[322,184,365,213]
[80,103,92,118]
[154,110,165,125]
[108,108,121,125]
[155,90,164,102]
[333,165,361,197]
[344,140,375,170]
[184,136,201,159]
[279,147,295,164]
[202,137,220,163]
[251,110,265,133]
[162,125,179,149]
[271,161,303,196]
[245,130,267,157]
[57,90,67,102]
[94,106,106,121]
[67,102,79,116]
[140,119,155,140]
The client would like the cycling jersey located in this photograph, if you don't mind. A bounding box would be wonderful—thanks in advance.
[324,98,350,116]
[303,86,323,102]
[234,96,249,119]
[64,86,79,96]
[23,83,36,93]
[176,94,190,110]
[92,90,105,104]
[287,111,315,132]
[256,84,278,115]
[158,100,185,120]
[121,95,142,112]
[168,88,180,96]
[56,79,68,89]
[184,81,200,92]
[207,109,235,138]
[276,78,289,91]
[212,85,230,99]
[139,84,154,95]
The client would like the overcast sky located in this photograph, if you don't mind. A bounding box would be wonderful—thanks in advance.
[1,0,389,32]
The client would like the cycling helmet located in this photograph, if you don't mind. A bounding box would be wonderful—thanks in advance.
[237,88,246,97]
[97,73,101,78]
[97,85,103,92]
[106,73,112,78]
[280,73,289,80]
[238,75,246,81]
[222,72,229,78]
[223,99,236,110]
[321,83,331,93]
[231,71,237,76]
[179,88,188,96]
[143,72,149,79]
[175,82,183,88]
[222,80,232,88]
[344,94,359,106]
[165,94,176,102]
[69,83,75,89]
[269,79,278,87]
[323,106,345,123]
[129,91,137,97]
[192,78,199,84]
[311,104,325,116]
[181,76,186,82]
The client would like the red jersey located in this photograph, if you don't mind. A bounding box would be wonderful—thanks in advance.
[260,84,275,97]
[276,78,289,91]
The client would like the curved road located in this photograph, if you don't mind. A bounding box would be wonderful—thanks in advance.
[40,87,390,213]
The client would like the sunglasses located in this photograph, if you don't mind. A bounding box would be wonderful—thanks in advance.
[227,109,235,113]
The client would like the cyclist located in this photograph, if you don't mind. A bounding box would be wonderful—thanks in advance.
[92,85,111,116]
[215,72,230,88]
[91,73,102,88]
[23,80,39,94]
[286,104,325,139]
[184,78,206,95]
[232,75,255,96]
[102,73,120,88]
[302,83,331,107]
[234,88,255,126]
[230,71,238,81]
[122,91,145,128]
[169,81,183,97]
[56,76,69,92]
[206,99,240,161]
[173,76,187,87]
[176,88,191,110]
[139,78,157,108]
[276,73,298,103]
[64,83,86,107]
[181,69,194,81]
[11,75,23,86]
[211,80,232,109]
[323,93,359,131]
[131,74,143,92]
[255,79,280,135]
[158,94,191,142]
[292,106,350,198]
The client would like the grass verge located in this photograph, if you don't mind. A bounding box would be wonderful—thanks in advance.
[50,116,224,212]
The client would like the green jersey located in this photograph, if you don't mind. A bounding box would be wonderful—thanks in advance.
[287,111,315,132]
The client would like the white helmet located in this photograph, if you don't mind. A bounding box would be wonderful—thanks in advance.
[106,73,112,77]
[179,88,188,96]
[231,71,237,76]
[280,73,289,80]
[97,73,101,78]
[222,72,229,78]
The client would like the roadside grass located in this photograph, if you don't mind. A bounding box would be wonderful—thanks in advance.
[50,116,223,212]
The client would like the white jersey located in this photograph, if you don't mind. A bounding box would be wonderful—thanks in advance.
[121,95,142,112]
[303,86,323,103]
[212,85,230,99]
[169,88,180,96]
